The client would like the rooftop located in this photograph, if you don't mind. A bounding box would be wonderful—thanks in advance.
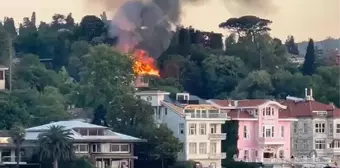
[280,99,340,118]
[24,120,144,142]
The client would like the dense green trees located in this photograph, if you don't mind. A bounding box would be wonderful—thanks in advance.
[0,12,338,168]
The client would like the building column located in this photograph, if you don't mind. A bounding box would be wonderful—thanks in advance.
[10,149,15,162]
[129,159,133,168]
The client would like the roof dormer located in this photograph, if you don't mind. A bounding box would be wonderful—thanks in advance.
[176,93,189,101]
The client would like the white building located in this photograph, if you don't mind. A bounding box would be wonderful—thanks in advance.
[0,65,8,90]
[0,120,145,168]
[135,90,229,168]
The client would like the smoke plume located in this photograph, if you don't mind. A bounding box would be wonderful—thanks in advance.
[85,0,276,58]
[222,0,277,16]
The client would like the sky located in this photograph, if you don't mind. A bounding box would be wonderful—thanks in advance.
[0,0,339,42]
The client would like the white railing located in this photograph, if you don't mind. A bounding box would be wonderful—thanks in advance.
[208,133,227,140]
[208,153,226,159]
[257,137,285,145]
[1,156,28,164]
[235,157,335,165]
[261,157,333,164]
[185,113,228,119]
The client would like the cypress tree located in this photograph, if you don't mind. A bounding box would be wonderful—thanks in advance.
[302,39,316,75]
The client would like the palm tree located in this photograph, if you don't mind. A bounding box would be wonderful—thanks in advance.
[38,125,74,168]
[9,124,26,168]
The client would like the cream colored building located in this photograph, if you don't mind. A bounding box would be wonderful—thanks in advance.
[135,91,229,168]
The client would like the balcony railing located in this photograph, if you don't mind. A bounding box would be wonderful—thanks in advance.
[1,156,29,164]
[208,133,227,140]
[208,153,226,159]
[257,137,285,145]
[261,157,332,164]
[185,113,228,119]
[237,157,333,165]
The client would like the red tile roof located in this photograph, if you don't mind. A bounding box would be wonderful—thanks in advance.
[280,100,340,118]
[227,109,255,119]
[211,99,295,119]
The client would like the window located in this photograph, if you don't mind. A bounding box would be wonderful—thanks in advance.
[91,144,101,153]
[201,110,207,118]
[243,126,249,139]
[179,143,184,152]
[315,140,326,149]
[266,107,271,116]
[210,124,217,134]
[199,143,207,154]
[110,144,130,153]
[263,107,274,116]
[262,126,274,137]
[294,140,298,149]
[254,150,258,158]
[279,150,284,158]
[330,124,333,134]
[293,122,298,133]
[179,123,184,134]
[262,108,265,116]
[110,144,120,152]
[200,124,206,135]
[303,123,308,133]
[189,124,196,135]
[121,144,129,152]
[243,150,249,160]
[210,142,217,154]
[254,109,258,116]
[74,144,88,153]
[189,143,197,154]
[303,140,308,149]
[0,71,3,80]
[336,124,340,134]
[315,123,325,133]
[88,129,104,136]
[317,111,327,116]
[330,140,340,148]
[164,108,167,115]
[280,126,284,137]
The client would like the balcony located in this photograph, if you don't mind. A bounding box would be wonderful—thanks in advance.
[208,153,226,159]
[1,156,29,164]
[257,137,285,145]
[185,113,228,119]
[208,133,227,140]
[261,157,332,165]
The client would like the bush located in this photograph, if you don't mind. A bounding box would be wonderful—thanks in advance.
[222,160,262,168]
[170,160,196,168]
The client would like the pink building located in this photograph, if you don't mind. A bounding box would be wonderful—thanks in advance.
[207,99,297,162]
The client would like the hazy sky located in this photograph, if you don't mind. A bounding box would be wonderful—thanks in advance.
[0,0,339,42]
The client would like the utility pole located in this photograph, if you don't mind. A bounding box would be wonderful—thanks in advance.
[8,37,12,92]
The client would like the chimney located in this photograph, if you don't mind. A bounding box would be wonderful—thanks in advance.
[234,100,238,107]
[304,88,308,98]
[310,88,313,100]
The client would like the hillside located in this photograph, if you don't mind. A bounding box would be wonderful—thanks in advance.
[297,37,340,55]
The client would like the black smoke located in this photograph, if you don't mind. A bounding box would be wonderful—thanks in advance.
[86,0,276,58]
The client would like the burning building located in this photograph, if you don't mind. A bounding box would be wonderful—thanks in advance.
[131,49,160,88]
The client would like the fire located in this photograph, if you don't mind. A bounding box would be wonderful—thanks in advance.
[132,49,160,76]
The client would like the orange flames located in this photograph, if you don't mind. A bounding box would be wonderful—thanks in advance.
[132,49,160,76]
